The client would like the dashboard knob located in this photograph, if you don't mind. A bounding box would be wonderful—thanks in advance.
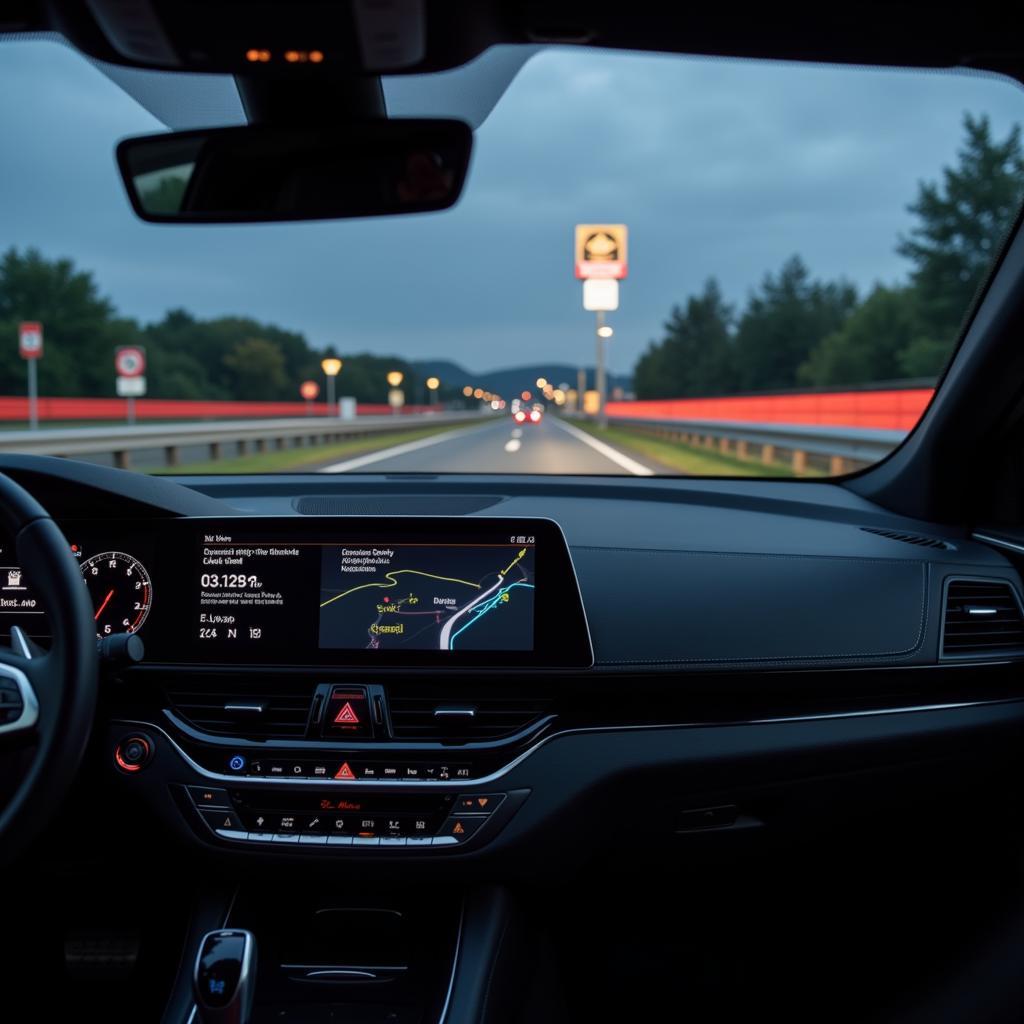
[114,733,153,772]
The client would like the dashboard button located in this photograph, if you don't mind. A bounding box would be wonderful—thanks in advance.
[201,809,244,833]
[455,793,505,814]
[214,829,248,841]
[327,835,354,847]
[247,832,275,843]
[272,833,301,844]
[187,785,232,809]
[228,754,246,772]
[352,836,380,847]
[431,836,458,847]
[323,687,372,739]
[440,815,486,842]
[406,836,433,847]
[299,835,328,845]
[379,837,407,847]
[275,815,299,832]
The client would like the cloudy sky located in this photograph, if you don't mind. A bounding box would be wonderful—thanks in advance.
[2,39,1023,375]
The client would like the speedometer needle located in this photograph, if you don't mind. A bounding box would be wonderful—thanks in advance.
[94,589,115,621]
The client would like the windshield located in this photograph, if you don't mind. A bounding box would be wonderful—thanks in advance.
[2,41,1023,477]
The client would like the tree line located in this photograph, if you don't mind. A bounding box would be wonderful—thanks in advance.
[633,114,1024,399]
[0,251,449,405]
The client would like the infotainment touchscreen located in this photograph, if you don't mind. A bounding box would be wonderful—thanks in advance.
[170,517,590,668]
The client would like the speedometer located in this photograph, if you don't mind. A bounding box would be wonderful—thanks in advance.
[81,551,153,637]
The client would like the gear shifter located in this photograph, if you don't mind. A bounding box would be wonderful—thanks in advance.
[193,929,257,1024]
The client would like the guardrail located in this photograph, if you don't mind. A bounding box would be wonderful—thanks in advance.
[605,415,906,474]
[0,411,486,470]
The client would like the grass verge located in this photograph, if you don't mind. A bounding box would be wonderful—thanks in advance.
[148,422,471,474]
[571,420,804,477]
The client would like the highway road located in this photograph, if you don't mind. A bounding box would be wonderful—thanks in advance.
[310,416,662,475]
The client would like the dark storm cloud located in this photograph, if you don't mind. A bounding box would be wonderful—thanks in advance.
[1,40,1023,375]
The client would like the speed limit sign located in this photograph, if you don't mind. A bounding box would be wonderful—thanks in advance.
[114,346,146,377]
[18,322,43,359]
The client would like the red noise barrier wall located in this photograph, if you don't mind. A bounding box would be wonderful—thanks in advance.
[0,397,437,421]
[605,388,934,432]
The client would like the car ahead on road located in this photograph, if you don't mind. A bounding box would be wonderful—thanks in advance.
[512,401,544,425]
[5,5,1024,1024]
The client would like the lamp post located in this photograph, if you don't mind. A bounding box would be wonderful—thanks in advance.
[386,370,405,414]
[426,376,440,406]
[321,357,342,416]
[595,317,613,428]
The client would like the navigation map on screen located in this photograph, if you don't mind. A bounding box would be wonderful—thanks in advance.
[318,539,535,651]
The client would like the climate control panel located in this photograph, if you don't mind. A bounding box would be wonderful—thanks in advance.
[181,783,523,850]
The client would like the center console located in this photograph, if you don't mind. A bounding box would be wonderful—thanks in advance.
[96,516,588,861]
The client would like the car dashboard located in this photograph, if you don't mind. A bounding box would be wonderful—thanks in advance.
[4,455,1024,873]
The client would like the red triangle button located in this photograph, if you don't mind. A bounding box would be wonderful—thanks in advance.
[334,701,359,725]
[335,761,356,781]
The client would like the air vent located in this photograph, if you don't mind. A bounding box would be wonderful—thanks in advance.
[861,527,955,550]
[165,679,314,738]
[942,580,1024,657]
[387,684,553,743]
[294,495,505,516]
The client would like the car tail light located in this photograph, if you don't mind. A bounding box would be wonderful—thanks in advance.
[514,411,527,423]
[529,410,541,422]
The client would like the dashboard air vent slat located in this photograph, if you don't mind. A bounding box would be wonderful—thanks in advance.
[942,580,1024,656]
[861,527,954,550]
[388,685,553,742]
[165,680,314,738]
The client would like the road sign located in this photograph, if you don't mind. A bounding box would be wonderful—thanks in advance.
[300,380,320,400]
[18,322,43,359]
[575,224,628,279]
[583,278,620,311]
[115,346,146,377]
[116,376,147,397]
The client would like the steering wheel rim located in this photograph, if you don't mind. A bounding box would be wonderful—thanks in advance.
[0,472,98,863]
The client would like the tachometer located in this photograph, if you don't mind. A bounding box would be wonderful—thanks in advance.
[81,551,152,637]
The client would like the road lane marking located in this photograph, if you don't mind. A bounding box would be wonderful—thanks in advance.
[550,417,655,476]
[320,422,490,473]
[511,428,523,438]
[504,438,521,453]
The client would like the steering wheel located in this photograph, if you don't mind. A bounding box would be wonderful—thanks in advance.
[0,473,98,863]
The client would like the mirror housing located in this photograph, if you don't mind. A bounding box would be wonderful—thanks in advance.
[116,119,472,223]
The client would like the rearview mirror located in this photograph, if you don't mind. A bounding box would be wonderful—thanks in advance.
[115,119,472,223]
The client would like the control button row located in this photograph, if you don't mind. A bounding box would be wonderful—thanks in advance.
[215,830,459,847]
[229,756,473,782]
[241,811,438,838]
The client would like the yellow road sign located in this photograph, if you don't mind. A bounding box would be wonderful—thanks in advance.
[575,224,628,279]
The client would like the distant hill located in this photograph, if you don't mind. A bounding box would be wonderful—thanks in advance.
[412,360,633,399]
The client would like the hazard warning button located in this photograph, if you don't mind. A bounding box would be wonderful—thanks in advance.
[442,815,486,843]
[323,687,372,738]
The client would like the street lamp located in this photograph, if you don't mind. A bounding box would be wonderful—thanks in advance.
[321,357,342,416]
[597,325,614,339]
[386,370,405,414]
[536,377,548,389]
[426,376,440,405]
